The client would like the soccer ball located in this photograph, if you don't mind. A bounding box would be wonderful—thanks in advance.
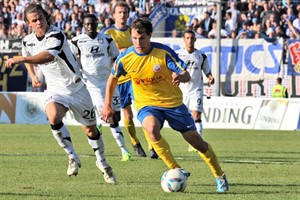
[161,168,188,192]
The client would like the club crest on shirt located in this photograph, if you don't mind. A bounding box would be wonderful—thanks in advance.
[98,39,104,44]
[153,65,161,72]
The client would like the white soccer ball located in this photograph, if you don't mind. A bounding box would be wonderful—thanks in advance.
[161,168,188,192]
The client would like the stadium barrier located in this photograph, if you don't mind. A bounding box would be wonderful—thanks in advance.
[1,92,299,131]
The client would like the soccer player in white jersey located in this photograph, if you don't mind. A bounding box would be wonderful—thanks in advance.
[176,30,215,151]
[5,4,116,184]
[70,14,132,161]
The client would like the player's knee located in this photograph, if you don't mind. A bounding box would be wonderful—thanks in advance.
[195,119,202,123]
[123,107,133,120]
[82,125,98,138]
[110,111,120,128]
[50,121,64,130]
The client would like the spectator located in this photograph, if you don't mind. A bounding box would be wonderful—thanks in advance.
[260,2,272,29]
[226,1,240,30]
[68,0,75,12]
[269,13,279,28]
[97,14,105,32]
[170,28,180,38]
[272,77,288,98]
[194,25,206,38]
[285,14,300,39]
[88,4,98,18]
[237,21,254,38]
[224,12,235,35]
[2,6,11,29]
[208,3,217,21]
[103,17,114,29]
[275,25,289,39]
[229,30,238,39]
[14,12,26,28]
[70,12,82,32]
[79,0,89,12]
[54,12,65,31]
[199,11,214,37]
[246,1,256,23]
[191,17,199,30]
[95,0,107,14]
[60,2,71,21]
[207,21,229,39]
[292,12,300,33]
[0,21,7,38]
[8,21,19,38]
[9,2,18,25]
[127,1,139,26]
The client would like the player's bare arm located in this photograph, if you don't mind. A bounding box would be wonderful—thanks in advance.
[207,73,215,85]
[172,70,191,86]
[102,74,119,122]
[24,63,42,88]
[5,51,54,68]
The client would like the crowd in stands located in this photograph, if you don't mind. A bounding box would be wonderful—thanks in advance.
[175,0,300,40]
[0,0,299,40]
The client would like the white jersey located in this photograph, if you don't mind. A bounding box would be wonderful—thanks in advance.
[70,32,119,88]
[176,48,211,96]
[22,25,83,95]
[176,48,211,112]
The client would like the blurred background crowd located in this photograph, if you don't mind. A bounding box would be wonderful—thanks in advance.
[0,0,299,40]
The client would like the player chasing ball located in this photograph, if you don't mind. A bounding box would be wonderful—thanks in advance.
[102,17,229,192]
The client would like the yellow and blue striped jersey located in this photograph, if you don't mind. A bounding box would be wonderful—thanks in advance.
[112,42,187,111]
[102,25,132,84]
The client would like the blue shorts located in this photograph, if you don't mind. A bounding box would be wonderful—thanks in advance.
[137,104,196,134]
[118,81,134,108]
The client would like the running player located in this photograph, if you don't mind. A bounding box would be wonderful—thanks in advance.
[70,14,132,161]
[5,4,116,184]
[102,1,158,158]
[176,30,215,151]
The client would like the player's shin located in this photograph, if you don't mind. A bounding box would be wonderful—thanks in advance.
[123,117,139,145]
[198,143,224,177]
[110,126,130,154]
[87,129,108,168]
[51,122,78,159]
[150,137,180,169]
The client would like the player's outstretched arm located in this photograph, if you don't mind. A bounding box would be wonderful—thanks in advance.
[5,51,54,68]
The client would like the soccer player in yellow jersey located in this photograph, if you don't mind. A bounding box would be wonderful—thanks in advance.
[102,17,229,193]
[101,1,158,159]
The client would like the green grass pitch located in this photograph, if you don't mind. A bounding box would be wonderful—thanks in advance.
[0,124,299,200]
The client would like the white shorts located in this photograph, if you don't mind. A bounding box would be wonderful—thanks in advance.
[87,86,121,118]
[44,86,96,126]
[182,93,203,113]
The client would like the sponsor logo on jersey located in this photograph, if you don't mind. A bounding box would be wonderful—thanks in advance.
[133,75,165,85]
[27,43,35,46]
[89,46,101,53]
